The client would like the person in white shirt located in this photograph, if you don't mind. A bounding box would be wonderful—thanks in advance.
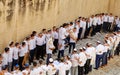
[0,65,12,75]
[28,34,35,65]
[97,14,102,32]
[53,27,59,54]
[64,56,72,75]
[0,54,3,71]
[108,13,114,32]
[22,63,30,75]
[22,37,30,67]
[19,42,26,71]
[102,42,109,67]
[95,41,104,70]
[30,61,39,75]
[58,58,67,75]
[91,14,98,36]
[12,64,23,75]
[8,42,14,72]
[58,39,65,59]
[69,28,78,53]
[77,20,82,40]
[78,48,87,75]
[36,33,44,60]
[71,49,79,75]
[46,37,55,65]
[103,13,109,32]
[47,58,57,75]
[114,16,119,31]
[42,29,47,57]
[13,42,20,70]
[2,47,9,67]
[84,43,93,74]
[81,18,87,39]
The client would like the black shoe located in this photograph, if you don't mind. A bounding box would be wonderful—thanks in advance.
[94,68,98,70]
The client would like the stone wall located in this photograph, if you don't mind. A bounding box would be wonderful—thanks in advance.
[0,0,109,52]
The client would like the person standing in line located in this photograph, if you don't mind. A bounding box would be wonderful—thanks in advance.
[64,56,72,75]
[91,14,98,36]
[47,58,57,75]
[81,18,87,39]
[12,42,20,71]
[94,41,104,70]
[58,39,65,59]
[84,43,93,74]
[89,15,94,36]
[30,61,39,75]
[52,27,59,54]
[42,29,47,57]
[69,28,78,54]
[78,48,87,75]
[108,13,114,32]
[36,33,44,60]
[103,13,109,32]
[23,37,30,66]
[8,42,14,72]
[71,49,79,75]
[2,47,9,67]
[18,42,26,71]
[75,21,81,40]
[97,14,103,33]
[12,64,23,75]
[28,34,35,65]
[22,63,31,75]
[46,37,55,65]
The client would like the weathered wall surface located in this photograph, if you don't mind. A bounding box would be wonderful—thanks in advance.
[109,0,120,16]
[0,0,109,51]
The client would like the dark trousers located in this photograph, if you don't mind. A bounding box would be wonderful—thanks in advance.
[114,43,120,56]
[69,43,75,53]
[95,54,103,69]
[102,52,107,66]
[108,22,112,31]
[29,49,35,64]
[46,54,52,65]
[58,50,64,59]
[66,70,69,75]
[78,28,83,39]
[19,56,24,71]
[84,59,91,74]
[12,59,18,71]
[91,25,96,36]
[43,44,46,56]
[96,25,102,32]
[84,27,91,38]
[53,39,58,53]
[36,45,43,60]
[103,22,108,32]
[78,66,84,75]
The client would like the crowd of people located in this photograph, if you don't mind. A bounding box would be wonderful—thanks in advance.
[0,13,120,75]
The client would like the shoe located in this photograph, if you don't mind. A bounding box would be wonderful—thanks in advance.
[94,68,98,70]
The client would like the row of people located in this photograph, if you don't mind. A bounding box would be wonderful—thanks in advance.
[0,12,120,74]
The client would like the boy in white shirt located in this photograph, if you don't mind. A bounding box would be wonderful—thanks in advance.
[8,42,14,72]
[2,47,9,67]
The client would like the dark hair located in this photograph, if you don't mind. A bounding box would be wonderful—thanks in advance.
[39,60,43,65]
[31,34,34,37]
[22,42,26,46]
[26,37,30,41]
[2,65,8,70]
[42,29,46,32]
[33,61,37,67]
[48,30,51,32]
[4,47,9,52]
[9,41,14,46]
[32,31,37,35]
[15,42,19,47]
[70,22,73,25]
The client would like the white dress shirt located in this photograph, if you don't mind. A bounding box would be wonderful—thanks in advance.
[96,44,105,55]
[13,47,19,60]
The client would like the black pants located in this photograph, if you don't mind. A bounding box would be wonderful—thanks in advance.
[103,22,108,32]
[97,25,102,32]
[66,70,69,75]
[84,59,91,74]
[69,43,75,53]
[108,22,112,31]
[36,45,43,60]
[84,27,91,38]
[78,66,84,75]
[29,49,35,64]
[46,54,52,65]
[78,28,83,39]
[19,56,24,71]
[12,59,18,71]
[53,39,58,53]
[91,25,96,36]
[58,50,64,59]
[43,44,46,56]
